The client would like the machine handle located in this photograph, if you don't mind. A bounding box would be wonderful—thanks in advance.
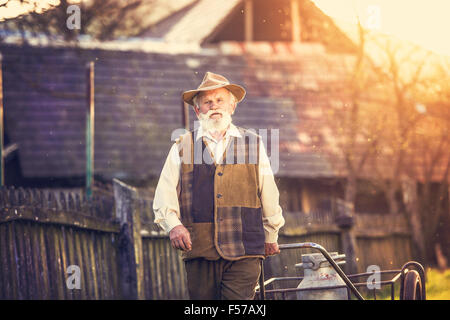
[259,242,364,300]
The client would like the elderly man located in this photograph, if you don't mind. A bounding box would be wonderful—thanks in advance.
[153,72,285,300]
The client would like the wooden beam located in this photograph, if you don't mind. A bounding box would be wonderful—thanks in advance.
[244,0,253,42]
[113,178,145,300]
[291,0,301,42]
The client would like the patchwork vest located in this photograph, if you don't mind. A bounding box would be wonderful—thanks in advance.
[175,127,265,261]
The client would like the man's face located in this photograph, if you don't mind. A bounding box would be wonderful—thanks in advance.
[194,88,236,132]
[194,88,236,119]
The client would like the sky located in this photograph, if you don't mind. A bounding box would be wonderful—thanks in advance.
[1,0,450,57]
[311,0,450,57]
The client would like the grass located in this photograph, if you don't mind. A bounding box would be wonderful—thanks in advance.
[425,268,450,300]
[347,268,450,300]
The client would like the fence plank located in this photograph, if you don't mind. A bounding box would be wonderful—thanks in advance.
[0,223,10,298]
[29,223,43,300]
[80,230,94,299]
[108,233,120,299]
[59,226,70,300]
[73,229,88,300]
[91,232,102,300]
[37,224,51,299]
[95,233,106,299]
[87,232,99,300]
[65,227,78,299]
[52,226,65,299]
[15,222,29,299]
[101,233,109,299]
[9,221,22,299]
[22,222,36,299]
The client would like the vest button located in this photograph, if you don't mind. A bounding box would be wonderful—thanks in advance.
[217,172,223,176]
[217,194,222,199]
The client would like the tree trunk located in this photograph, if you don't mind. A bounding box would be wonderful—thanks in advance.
[336,176,358,274]
[401,177,426,262]
[386,181,400,215]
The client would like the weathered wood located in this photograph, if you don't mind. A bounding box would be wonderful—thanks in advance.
[93,233,103,299]
[51,226,65,299]
[73,229,87,300]
[0,183,415,300]
[88,232,99,300]
[59,226,70,300]
[108,232,120,299]
[0,223,10,298]
[113,178,145,300]
[145,237,156,299]
[13,221,28,299]
[0,206,120,233]
[80,229,94,299]
[64,226,77,300]
[97,233,109,299]
[38,224,51,299]
[22,222,36,299]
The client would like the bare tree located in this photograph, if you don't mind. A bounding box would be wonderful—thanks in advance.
[0,0,160,43]
[322,19,450,265]
[322,19,384,273]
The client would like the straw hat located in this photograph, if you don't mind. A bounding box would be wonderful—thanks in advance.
[182,71,246,106]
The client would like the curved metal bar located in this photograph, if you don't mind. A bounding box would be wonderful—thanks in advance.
[400,261,426,300]
[276,242,364,300]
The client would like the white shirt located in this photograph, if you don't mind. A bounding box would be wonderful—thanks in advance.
[153,123,285,243]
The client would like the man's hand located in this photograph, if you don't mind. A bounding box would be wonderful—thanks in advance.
[169,225,192,252]
[265,242,280,256]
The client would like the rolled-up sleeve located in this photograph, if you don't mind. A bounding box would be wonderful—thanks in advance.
[258,140,285,243]
[153,143,183,232]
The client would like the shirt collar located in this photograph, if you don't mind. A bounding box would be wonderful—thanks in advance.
[196,122,242,142]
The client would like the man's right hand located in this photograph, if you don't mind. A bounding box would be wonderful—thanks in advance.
[169,225,192,252]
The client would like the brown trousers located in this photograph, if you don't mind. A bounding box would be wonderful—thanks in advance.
[184,257,262,300]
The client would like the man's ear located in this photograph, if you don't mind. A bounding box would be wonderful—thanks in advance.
[194,106,200,116]
[231,103,237,115]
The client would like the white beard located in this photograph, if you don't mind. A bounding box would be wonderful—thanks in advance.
[198,110,233,133]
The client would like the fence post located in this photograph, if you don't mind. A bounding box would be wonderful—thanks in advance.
[113,178,145,300]
[0,53,4,187]
[335,198,358,274]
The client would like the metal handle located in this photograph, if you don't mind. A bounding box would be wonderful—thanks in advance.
[259,242,364,300]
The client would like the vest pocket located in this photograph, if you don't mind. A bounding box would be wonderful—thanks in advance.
[240,207,265,255]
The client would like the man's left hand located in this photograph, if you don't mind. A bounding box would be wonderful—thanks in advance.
[265,242,280,256]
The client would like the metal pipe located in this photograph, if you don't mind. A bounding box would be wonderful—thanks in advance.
[86,61,95,199]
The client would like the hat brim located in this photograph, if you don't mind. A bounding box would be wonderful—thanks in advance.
[182,83,246,106]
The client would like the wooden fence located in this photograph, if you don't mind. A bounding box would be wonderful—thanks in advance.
[0,180,188,299]
[0,180,413,300]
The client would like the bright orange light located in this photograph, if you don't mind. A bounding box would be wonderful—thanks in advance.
[312,0,450,57]
[0,0,61,20]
